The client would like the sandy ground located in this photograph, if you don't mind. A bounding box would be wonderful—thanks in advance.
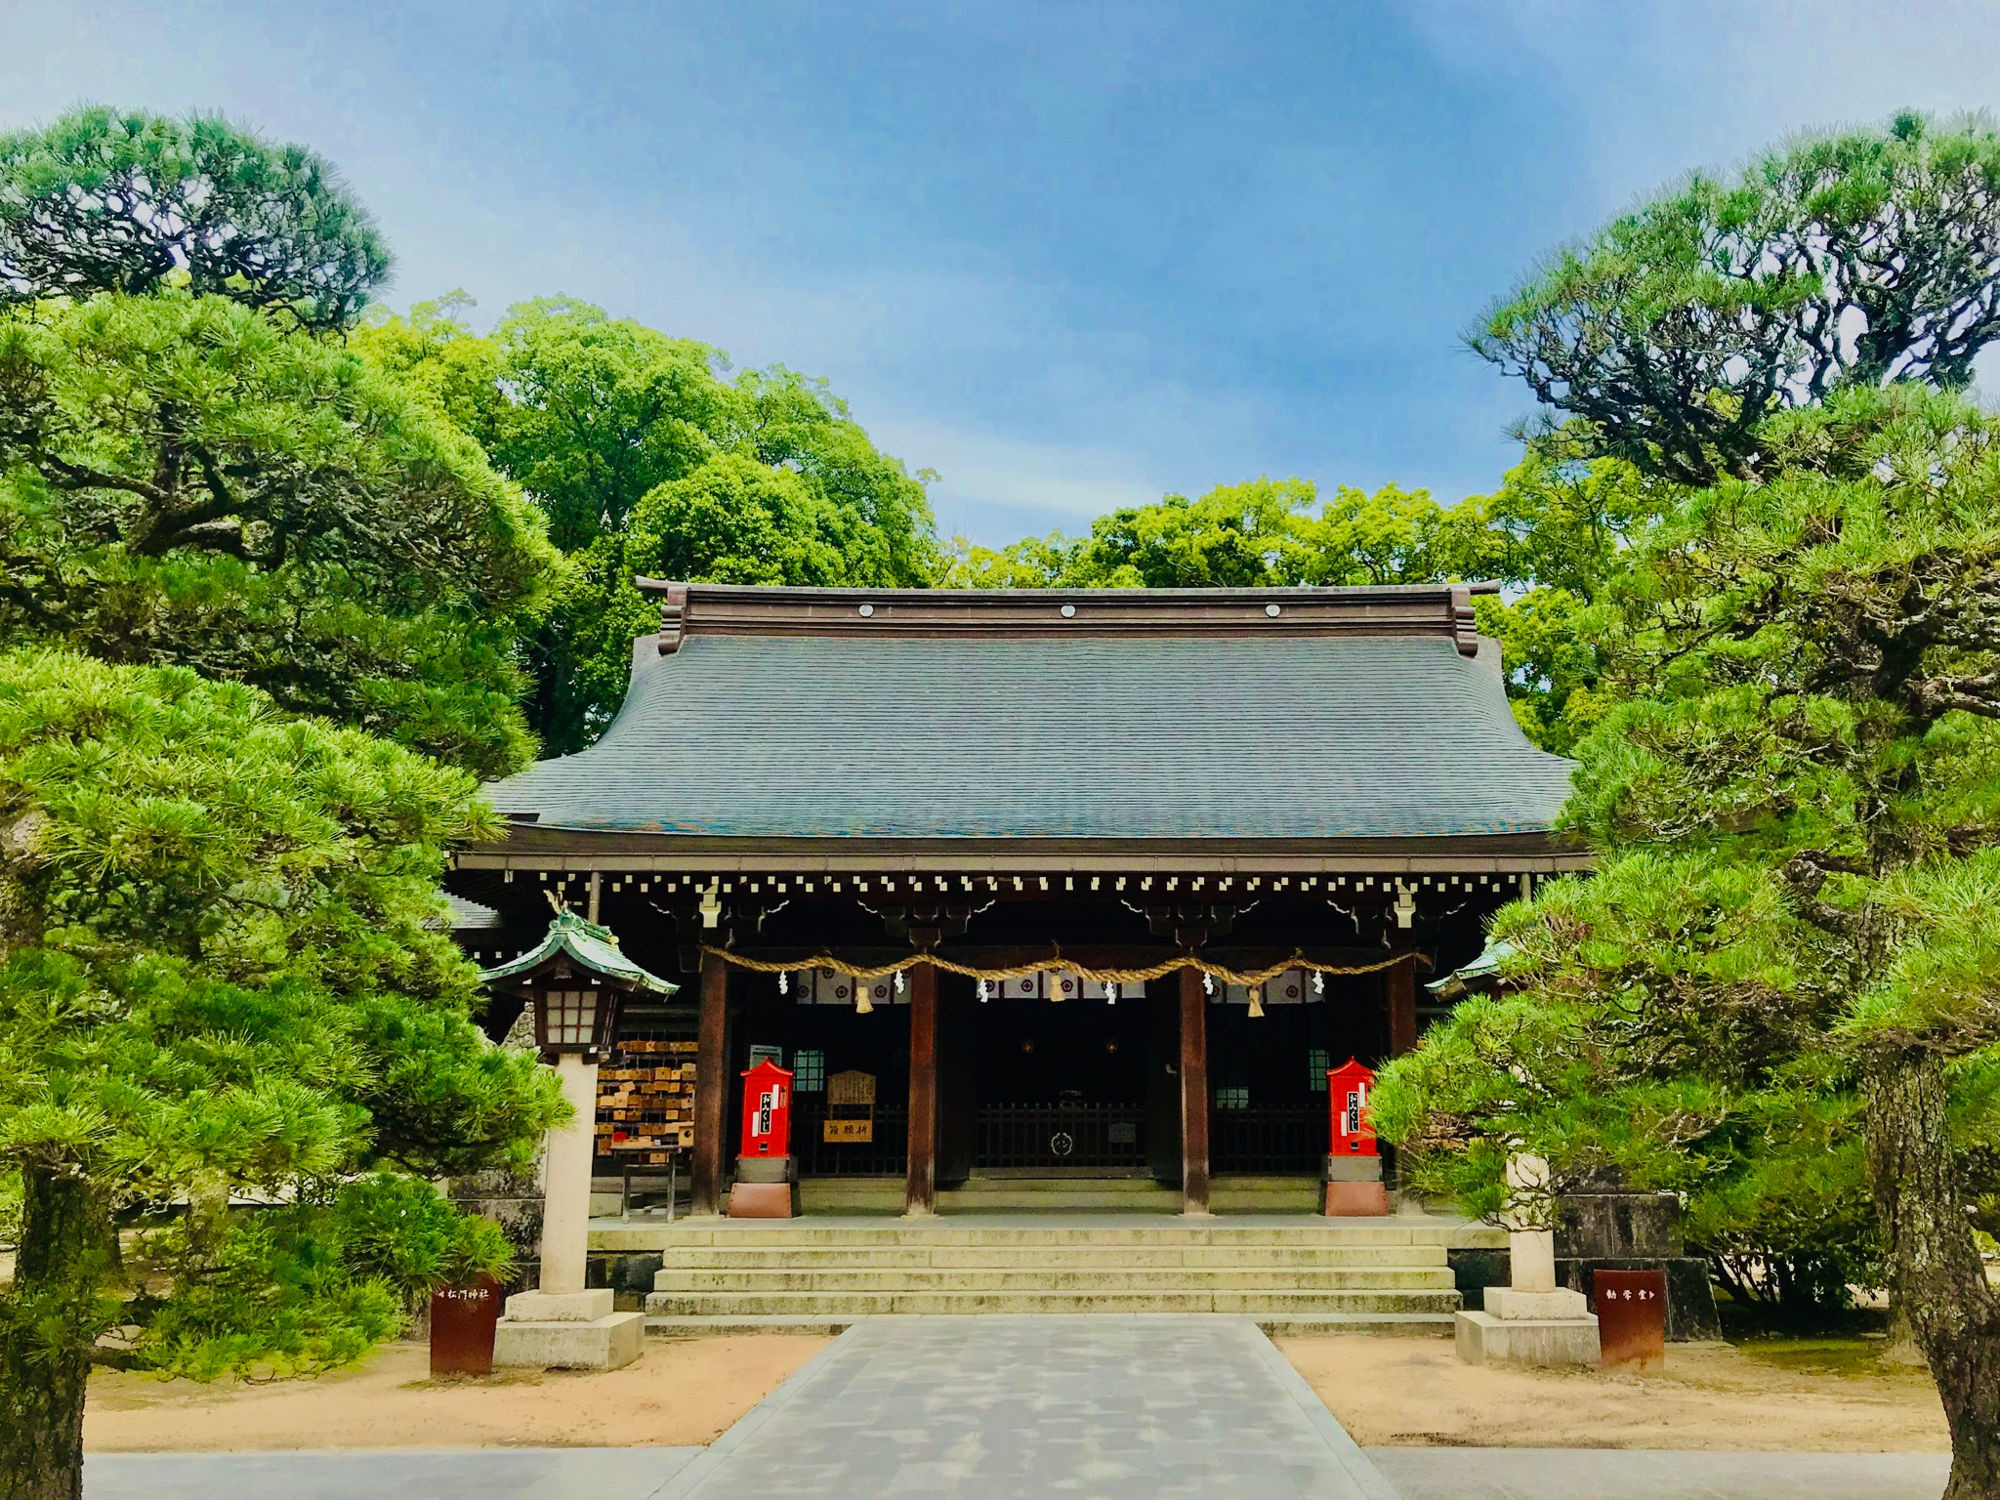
[83,1336,828,1452]
[1278,1334,1951,1451]
[81,1329,1951,1454]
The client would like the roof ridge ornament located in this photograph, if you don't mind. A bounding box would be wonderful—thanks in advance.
[637,577,690,653]
[631,577,1501,650]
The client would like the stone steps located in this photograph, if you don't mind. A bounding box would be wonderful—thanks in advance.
[634,1227,1466,1247]
[652,1266,1457,1292]
[798,1175,1324,1216]
[645,1288,1462,1317]
[644,1310,1457,1337]
[639,1218,1480,1329]
[655,1243,1448,1269]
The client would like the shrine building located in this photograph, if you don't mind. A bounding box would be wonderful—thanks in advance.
[449,579,1581,1221]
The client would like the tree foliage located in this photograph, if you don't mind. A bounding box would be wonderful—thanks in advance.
[0,107,390,332]
[948,461,1663,753]
[1472,113,2000,486]
[1377,387,2000,1496]
[357,294,940,752]
[0,291,553,778]
[0,649,563,1497]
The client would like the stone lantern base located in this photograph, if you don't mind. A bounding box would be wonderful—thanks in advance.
[1454,1287,1598,1367]
[492,1288,645,1371]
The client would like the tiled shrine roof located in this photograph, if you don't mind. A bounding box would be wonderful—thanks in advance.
[489,582,1576,845]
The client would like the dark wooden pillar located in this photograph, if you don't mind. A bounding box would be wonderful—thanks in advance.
[1387,955,1418,1058]
[691,950,728,1215]
[904,961,938,1216]
[1179,963,1211,1215]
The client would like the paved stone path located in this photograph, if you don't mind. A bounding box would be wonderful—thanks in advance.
[658,1314,1397,1499]
[1371,1447,1948,1500]
[85,1446,700,1499]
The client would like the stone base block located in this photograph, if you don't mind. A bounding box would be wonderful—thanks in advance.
[1323,1181,1390,1216]
[493,1311,644,1371]
[734,1154,797,1184]
[504,1288,614,1323]
[1486,1286,1590,1320]
[727,1180,798,1218]
[1323,1154,1385,1183]
[1455,1309,1599,1367]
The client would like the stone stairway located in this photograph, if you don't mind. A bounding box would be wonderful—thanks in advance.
[641,1217,1476,1336]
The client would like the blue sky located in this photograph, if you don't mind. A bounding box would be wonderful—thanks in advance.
[3,1,1997,543]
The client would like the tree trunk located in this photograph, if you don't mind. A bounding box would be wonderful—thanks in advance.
[0,1167,97,1500]
[1867,1054,2000,1500]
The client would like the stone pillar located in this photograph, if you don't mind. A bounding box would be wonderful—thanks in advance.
[537,1054,598,1294]
[1386,955,1418,1058]
[691,950,727,1216]
[1179,965,1211,1216]
[1454,1152,1598,1367]
[904,962,938,1216]
[495,1046,645,1369]
[1506,1152,1559,1293]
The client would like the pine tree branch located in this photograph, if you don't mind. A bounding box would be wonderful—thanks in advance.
[1778,852,1866,937]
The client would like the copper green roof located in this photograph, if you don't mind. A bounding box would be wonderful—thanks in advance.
[488,583,1576,842]
[477,911,677,994]
[1427,939,1518,999]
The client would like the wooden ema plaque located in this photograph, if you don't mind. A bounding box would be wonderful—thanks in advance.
[1594,1268,1667,1371]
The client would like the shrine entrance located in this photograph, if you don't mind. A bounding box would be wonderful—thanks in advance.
[967,984,1159,1172]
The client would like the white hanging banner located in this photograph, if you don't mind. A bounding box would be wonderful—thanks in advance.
[1267,969,1309,1005]
[1082,977,1144,999]
[1001,972,1043,1000]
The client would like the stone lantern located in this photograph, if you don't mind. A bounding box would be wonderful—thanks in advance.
[480,911,675,1370]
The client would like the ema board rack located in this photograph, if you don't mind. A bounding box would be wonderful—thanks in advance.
[596,1038,698,1164]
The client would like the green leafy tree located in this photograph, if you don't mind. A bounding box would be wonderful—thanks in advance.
[947,469,1653,751]
[0,106,390,332]
[358,294,941,752]
[486,298,732,551]
[0,649,563,1500]
[1472,113,2000,486]
[0,291,553,778]
[1377,387,2000,1498]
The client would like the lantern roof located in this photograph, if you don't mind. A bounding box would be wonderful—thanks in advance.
[1426,938,1518,999]
[477,910,678,995]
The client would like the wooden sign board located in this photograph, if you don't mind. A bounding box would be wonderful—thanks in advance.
[829,1071,876,1106]
[825,1070,876,1144]
[1594,1268,1667,1371]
